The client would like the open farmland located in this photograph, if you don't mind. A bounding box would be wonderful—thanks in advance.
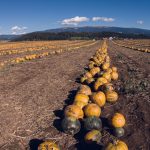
[0,39,150,150]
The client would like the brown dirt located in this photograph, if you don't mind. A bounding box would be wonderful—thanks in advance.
[0,40,150,150]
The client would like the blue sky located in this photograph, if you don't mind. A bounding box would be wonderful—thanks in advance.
[0,0,150,34]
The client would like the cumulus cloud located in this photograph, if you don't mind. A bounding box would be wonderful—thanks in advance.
[137,20,144,25]
[92,17,115,22]
[61,16,89,25]
[11,26,28,34]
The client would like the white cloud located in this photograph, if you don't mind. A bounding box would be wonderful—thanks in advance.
[11,26,28,34]
[92,17,115,22]
[61,16,89,25]
[137,20,144,25]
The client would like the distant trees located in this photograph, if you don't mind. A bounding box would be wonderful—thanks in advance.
[12,32,150,41]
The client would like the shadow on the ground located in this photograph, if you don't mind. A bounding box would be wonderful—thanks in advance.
[28,139,43,150]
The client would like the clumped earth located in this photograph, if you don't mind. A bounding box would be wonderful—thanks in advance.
[0,41,150,150]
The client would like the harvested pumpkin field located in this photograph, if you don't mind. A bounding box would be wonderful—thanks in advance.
[0,40,150,150]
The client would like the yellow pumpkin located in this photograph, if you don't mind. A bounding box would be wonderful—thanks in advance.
[102,62,110,70]
[105,140,128,150]
[77,85,92,95]
[103,72,111,82]
[112,113,126,127]
[38,140,60,150]
[88,63,94,69]
[105,91,118,102]
[91,92,106,107]
[111,71,119,80]
[64,105,84,119]
[80,77,87,83]
[84,129,102,143]
[84,103,101,117]
[84,72,93,78]
[112,66,117,72]
[74,93,89,105]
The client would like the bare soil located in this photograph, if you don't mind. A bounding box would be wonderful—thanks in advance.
[0,40,149,150]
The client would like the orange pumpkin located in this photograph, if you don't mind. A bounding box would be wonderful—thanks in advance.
[105,56,110,62]
[86,77,95,84]
[105,140,128,150]
[105,91,118,102]
[111,71,119,80]
[112,113,126,127]
[106,68,112,74]
[84,129,102,143]
[112,66,117,72]
[77,85,92,96]
[64,105,84,119]
[73,101,87,109]
[97,77,108,84]
[84,72,92,78]
[91,92,106,107]
[102,62,110,70]
[103,72,111,82]
[84,103,101,117]
[94,81,103,91]
[90,67,100,76]
[38,140,60,150]
[74,93,89,105]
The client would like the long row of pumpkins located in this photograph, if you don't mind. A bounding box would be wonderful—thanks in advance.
[0,40,91,56]
[0,41,97,69]
[112,40,150,53]
[38,40,128,150]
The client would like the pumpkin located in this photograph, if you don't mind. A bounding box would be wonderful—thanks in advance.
[74,93,89,105]
[113,127,125,137]
[111,71,119,80]
[105,140,128,150]
[38,140,60,150]
[101,83,114,93]
[73,101,87,109]
[84,103,101,117]
[77,85,92,96]
[103,72,111,82]
[84,116,102,131]
[90,67,100,76]
[112,113,126,128]
[97,77,108,84]
[105,91,118,103]
[80,77,87,83]
[95,67,100,73]
[85,72,92,78]
[102,62,110,70]
[64,105,84,119]
[61,117,81,135]
[106,68,112,74]
[91,91,106,107]
[84,130,102,143]
[94,81,103,91]
[86,77,95,84]
[112,67,117,72]
[105,56,110,62]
